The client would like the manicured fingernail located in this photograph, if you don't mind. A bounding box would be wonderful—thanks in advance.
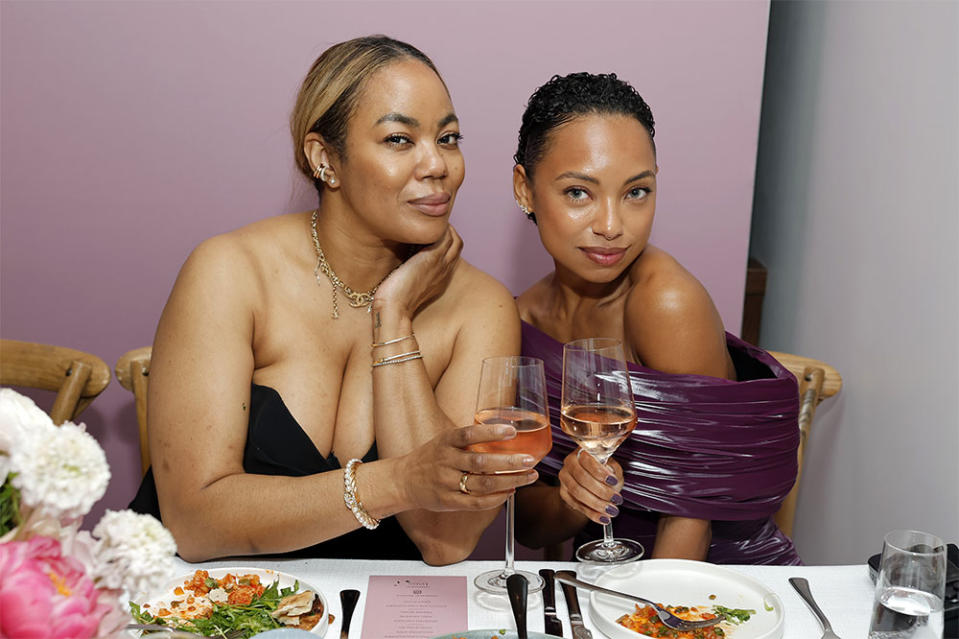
[498,426,516,438]
[605,475,618,485]
[599,516,610,525]
[606,505,619,516]
[521,455,536,467]
[611,493,623,505]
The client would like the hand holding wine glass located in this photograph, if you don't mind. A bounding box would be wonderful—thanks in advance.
[557,446,625,525]
[471,356,552,594]
[561,337,643,564]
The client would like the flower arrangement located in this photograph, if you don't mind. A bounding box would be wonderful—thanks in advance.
[0,388,178,639]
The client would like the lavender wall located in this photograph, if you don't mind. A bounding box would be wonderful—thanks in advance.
[1,1,769,558]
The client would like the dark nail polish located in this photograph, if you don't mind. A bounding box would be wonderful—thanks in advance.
[599,516,611,525]
[605,475,618,486]
[611,493,623,505]
[606,505,619,516]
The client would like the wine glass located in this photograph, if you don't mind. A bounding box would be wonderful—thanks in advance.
[471,356,552,595]
[561,337,644,564]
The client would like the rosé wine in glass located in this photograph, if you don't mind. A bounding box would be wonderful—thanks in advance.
[471,407,552,467]
[561,337,644,565]
[471,356,551,595]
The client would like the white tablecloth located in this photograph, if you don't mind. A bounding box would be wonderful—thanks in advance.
[169,557,874,638]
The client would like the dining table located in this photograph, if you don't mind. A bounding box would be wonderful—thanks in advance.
[164,556,876,638]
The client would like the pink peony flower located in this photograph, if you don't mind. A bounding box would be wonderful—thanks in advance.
[0,536,109,639]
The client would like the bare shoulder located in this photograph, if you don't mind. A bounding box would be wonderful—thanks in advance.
[628,245,714,316]
[626,245,733,378]
[446,259,519,323]
[161,214,307,335]
[177,213,301,290]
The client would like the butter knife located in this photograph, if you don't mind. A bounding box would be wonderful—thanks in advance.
[539,568,564,637]
[557,570,592,639]
[339,589,360,639]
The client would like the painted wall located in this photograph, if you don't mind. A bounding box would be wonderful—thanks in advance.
[1,1,769,558]
[751,0,959,564]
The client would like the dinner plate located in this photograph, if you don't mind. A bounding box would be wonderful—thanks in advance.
[430,632,556,639]
[135,567,329,638]
[587,559,784,639]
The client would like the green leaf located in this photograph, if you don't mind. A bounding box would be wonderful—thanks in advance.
[0,475,23,537]
[713,606,756,624]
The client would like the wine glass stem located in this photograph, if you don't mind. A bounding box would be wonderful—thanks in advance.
[503,493,516,575]
[591,450,618,547]
[602,521,616,546]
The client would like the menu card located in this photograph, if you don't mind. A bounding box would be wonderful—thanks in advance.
[360,575,468,638]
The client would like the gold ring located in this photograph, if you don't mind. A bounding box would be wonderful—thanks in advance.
[458,472,472,495]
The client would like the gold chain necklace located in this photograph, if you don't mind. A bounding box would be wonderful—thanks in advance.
[311,209,382,319]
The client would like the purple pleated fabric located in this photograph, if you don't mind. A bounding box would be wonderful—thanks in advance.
[522,321,803,565]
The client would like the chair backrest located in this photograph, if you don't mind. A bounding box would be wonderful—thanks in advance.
[115,346,152,476]
[0,338,111,425]
[767,351,842,538]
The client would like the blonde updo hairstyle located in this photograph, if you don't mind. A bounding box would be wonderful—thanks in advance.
[291,35,444,196]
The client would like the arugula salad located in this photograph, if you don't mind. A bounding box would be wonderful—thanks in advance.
[130,569,325,638]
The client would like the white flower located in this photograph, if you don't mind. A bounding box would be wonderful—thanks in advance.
[91,509,178,597]
[0,388,54,434]
[0,388,57,487]
[10,420,110,520]
[0,387,54,447]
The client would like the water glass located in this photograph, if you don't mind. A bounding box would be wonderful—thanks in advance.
[868,529,946,639]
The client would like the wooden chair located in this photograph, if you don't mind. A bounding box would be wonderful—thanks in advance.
[115,346,152,476]
[768,351,842,538]
[0,338,111,425]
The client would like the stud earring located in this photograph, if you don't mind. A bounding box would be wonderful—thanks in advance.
[519,203,535,220]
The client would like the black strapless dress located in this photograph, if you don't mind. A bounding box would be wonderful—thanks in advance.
[129,383,421,559]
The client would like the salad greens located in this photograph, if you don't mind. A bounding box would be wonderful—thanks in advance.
[0,474,22,537]
[130,578,306,639]
[713,606,756,624]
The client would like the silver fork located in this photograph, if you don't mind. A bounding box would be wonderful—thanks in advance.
[554,571,722,631]
[789,577,842,639]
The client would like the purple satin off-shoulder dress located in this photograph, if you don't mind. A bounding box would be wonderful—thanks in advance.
[522,321,803,565]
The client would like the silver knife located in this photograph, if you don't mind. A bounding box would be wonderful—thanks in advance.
[557,570,592,639]
[539,568,564,637]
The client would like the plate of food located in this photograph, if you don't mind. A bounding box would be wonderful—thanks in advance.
[587,559,784,639]
[431,632,557,639]
[130,567,330,638]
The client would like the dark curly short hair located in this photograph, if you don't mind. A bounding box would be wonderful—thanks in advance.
[514,72,656,180]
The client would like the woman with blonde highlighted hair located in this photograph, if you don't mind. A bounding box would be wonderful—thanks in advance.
[131,35,532,564]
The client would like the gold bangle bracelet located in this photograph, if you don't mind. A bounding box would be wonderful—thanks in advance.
[372,349,421,366]
[371,332,415,348]
[343,458,380,530]
[371,353,423,368]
